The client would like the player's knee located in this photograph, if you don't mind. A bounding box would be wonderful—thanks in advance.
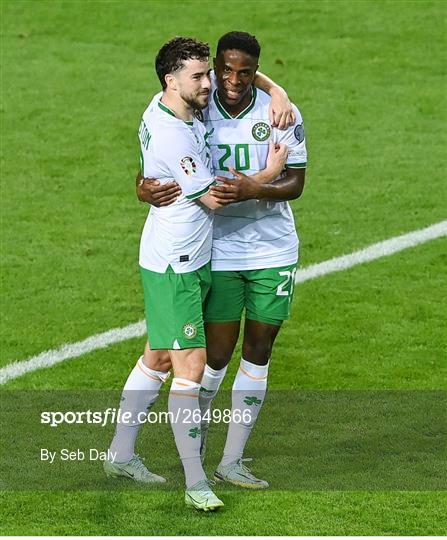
[205,322,240,369]
[181,363,205,383]
[206,346,232,370]
[155,356,172,373]
[143,347,171,372]
[242,340,272,365]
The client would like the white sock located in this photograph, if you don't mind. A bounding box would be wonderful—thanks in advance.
[199,364,227,433]
[109,356,169,463]
[220,358,269,467]
[169,377,207,488]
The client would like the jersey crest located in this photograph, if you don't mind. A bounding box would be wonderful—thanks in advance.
[252,121,271,141]
[182,323,197,339]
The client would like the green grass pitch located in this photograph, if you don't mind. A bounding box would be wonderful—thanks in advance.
[1,0,446,535]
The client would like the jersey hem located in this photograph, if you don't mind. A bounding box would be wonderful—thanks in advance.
[139,255,211,274]
[210,255,298,272]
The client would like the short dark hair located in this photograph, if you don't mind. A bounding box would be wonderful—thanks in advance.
[155,37,210,90]
[216,31,261,59]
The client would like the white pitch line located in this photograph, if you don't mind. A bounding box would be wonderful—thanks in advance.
[1,220,446,385]
[0,321,146,386]
[294,220,447,284]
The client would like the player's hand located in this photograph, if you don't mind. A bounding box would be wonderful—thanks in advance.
[136,172,181,207]
[268,86,296,129]
[266,142,288,177]
[210,169,261,204]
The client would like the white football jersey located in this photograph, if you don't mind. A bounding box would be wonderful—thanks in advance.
[138,95,215,273]
[205,79,307,271]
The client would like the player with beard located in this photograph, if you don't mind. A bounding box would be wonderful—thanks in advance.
[104,36,287,511]
[135,32,306,490]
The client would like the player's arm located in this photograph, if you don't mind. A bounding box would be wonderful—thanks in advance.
[250,167,305,201]
[211,166,304,203]
[135,170,222,209]
[254,71,295,129]
[139,140,287,208]
[136,171,181,207]
[198,191,224,210]
[250,142,288,183]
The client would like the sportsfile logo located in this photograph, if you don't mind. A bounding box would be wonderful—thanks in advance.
[40,407,253,427]
[41,408,135,428]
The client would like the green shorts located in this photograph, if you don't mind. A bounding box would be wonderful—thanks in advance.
[140,263,211,350]
[204,264,297,326]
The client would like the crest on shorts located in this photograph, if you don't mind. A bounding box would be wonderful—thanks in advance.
[252,122,271,142]
[183,323,197,339]
[180,156,196,176]
[294,124,305,143]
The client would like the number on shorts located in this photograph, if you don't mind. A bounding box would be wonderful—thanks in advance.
[276,269,296,296]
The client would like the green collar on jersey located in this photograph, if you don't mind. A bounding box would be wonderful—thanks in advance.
[213,87,257,120]
[158,100,193,126]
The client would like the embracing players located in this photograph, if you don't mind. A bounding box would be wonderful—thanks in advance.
[135,31,307,489]
[105,35,289,511]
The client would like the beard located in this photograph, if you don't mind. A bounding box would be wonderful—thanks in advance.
[180,90,209,111]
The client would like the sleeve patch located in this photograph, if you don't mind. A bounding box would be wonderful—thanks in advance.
[180,156,197,176]
[294,124,305,143]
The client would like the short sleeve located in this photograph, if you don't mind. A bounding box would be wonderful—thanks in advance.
[153,127,215,200]
[274,104,307,169]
